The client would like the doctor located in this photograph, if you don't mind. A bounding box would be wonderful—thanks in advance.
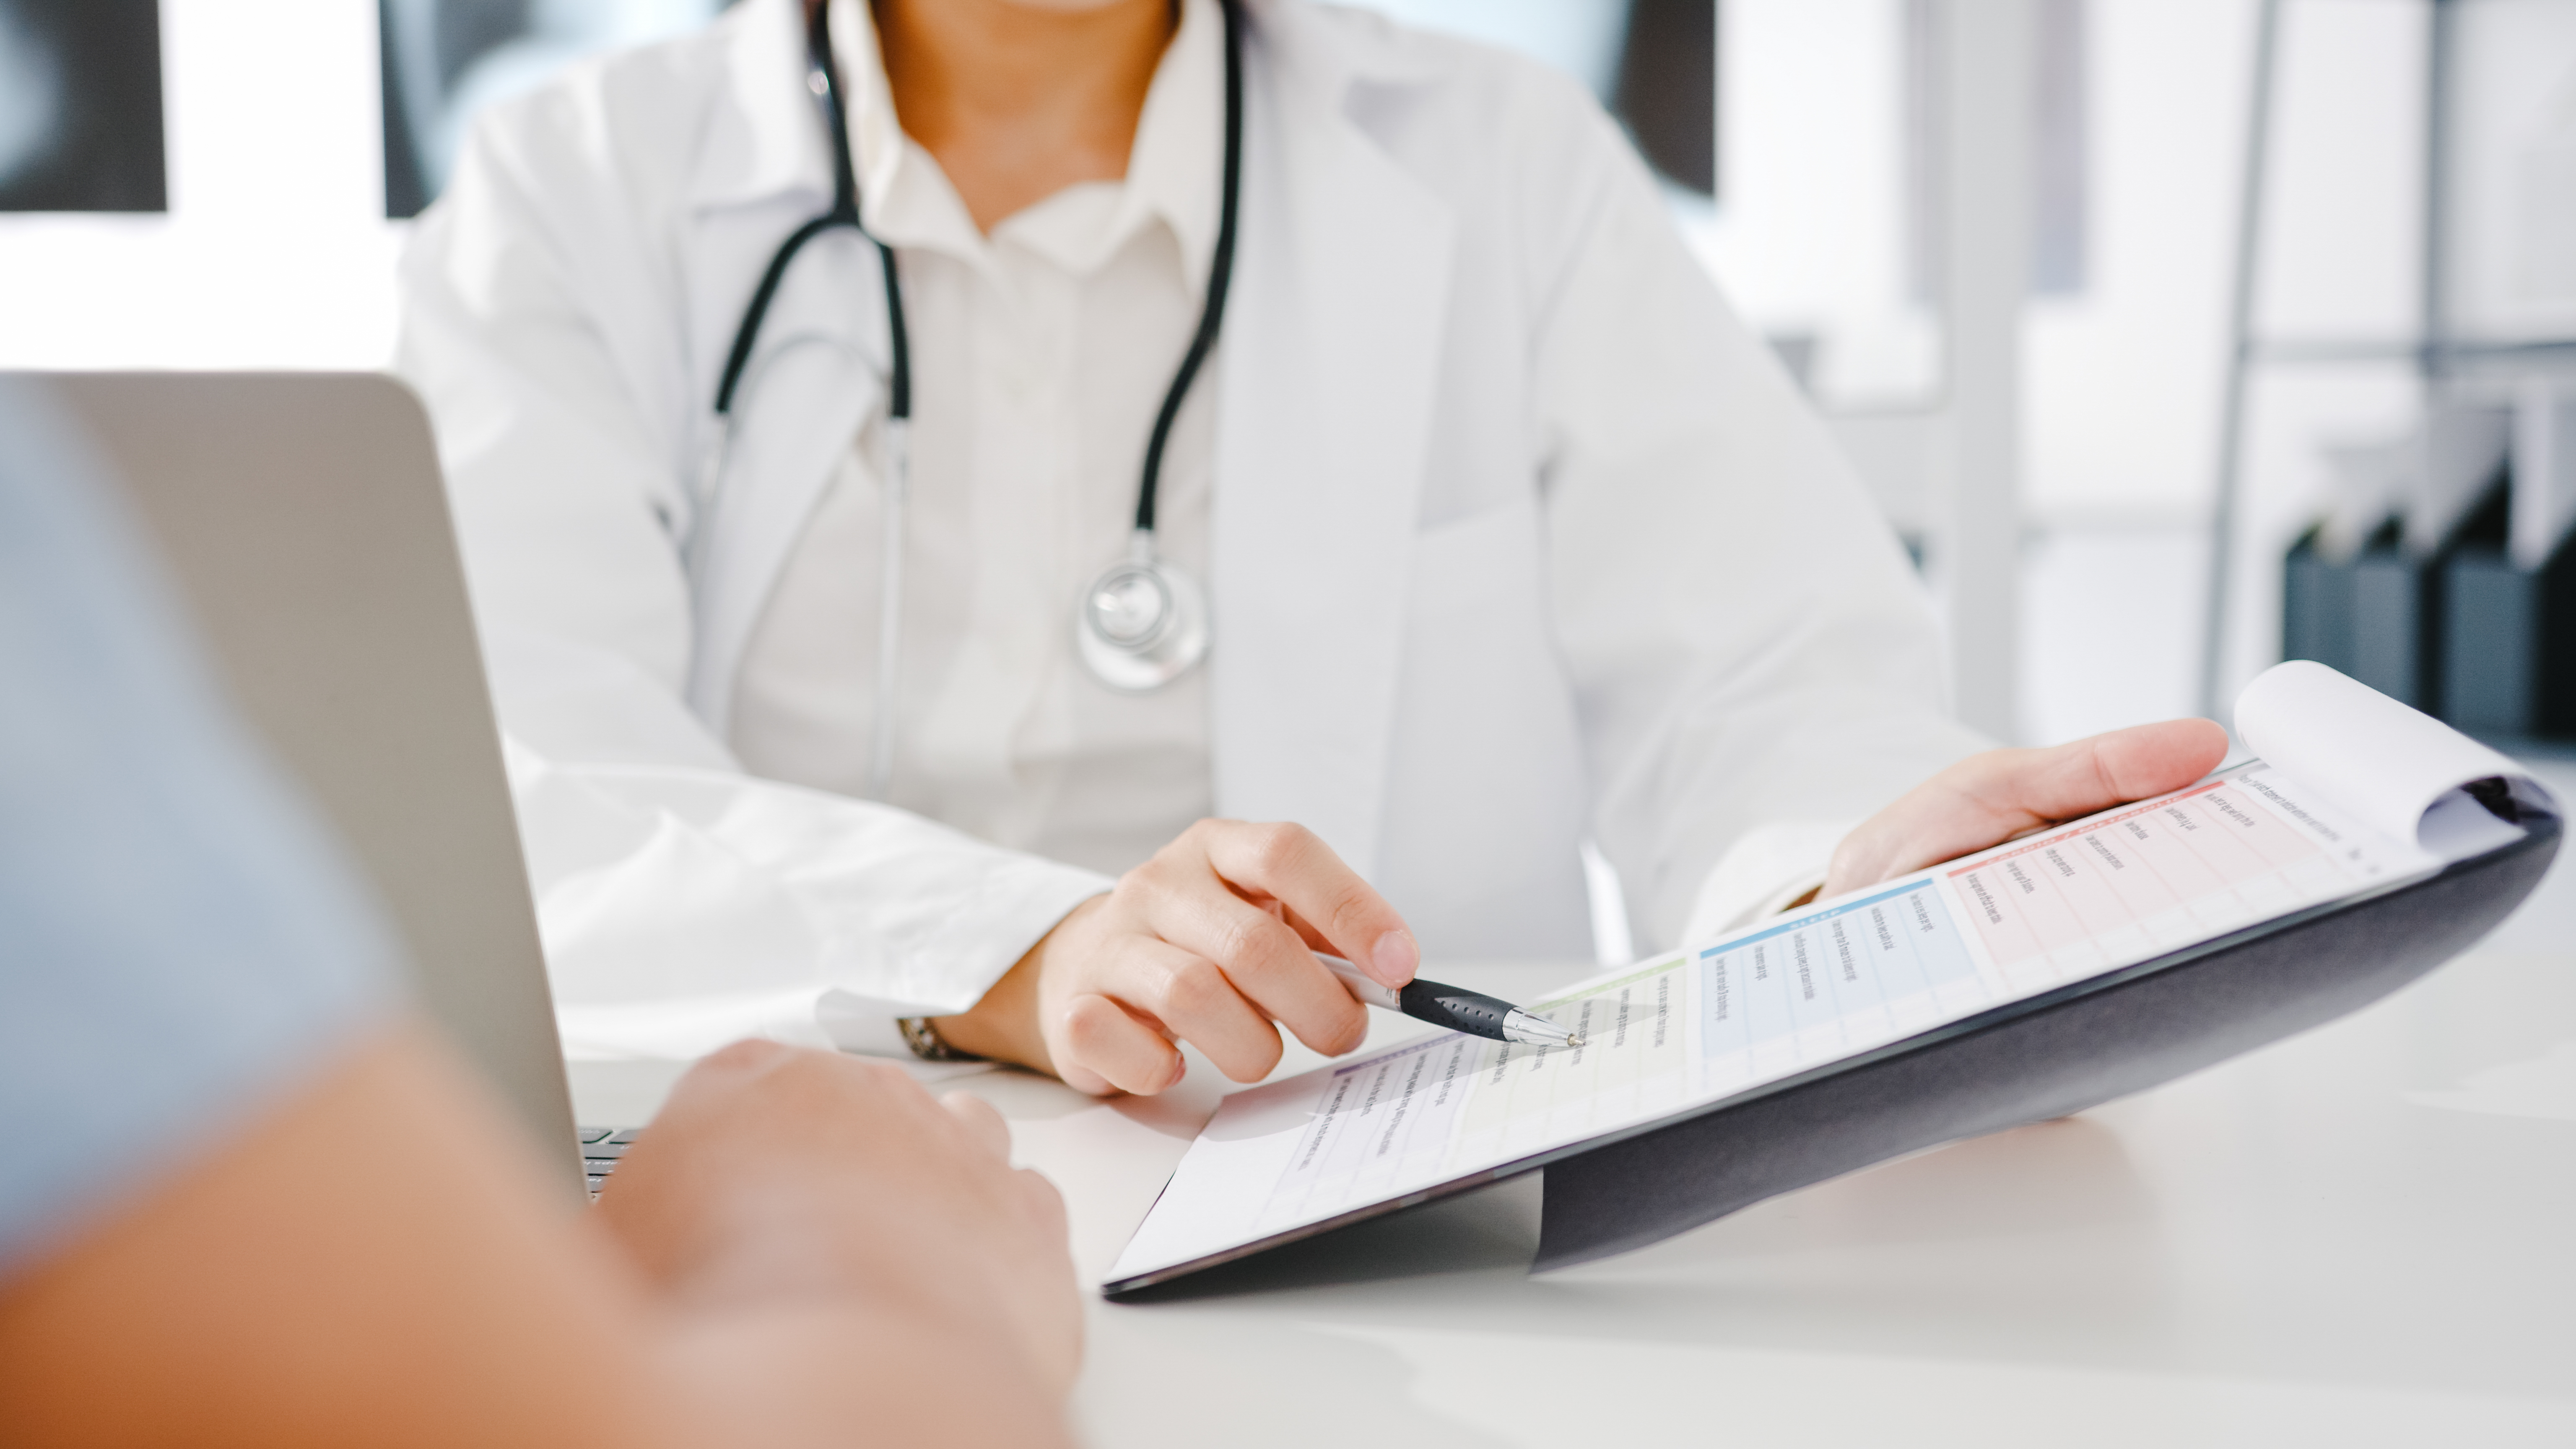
[400,0,2224,1094]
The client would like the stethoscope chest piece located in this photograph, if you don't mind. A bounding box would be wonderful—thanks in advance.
[1077,534,1209,692]
[728,0,1244,725]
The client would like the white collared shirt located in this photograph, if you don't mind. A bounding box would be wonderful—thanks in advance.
[729,0,1225,878]
[400,0,1987,1063]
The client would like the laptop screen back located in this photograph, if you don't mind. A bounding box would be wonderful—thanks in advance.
[46,373,584,1201]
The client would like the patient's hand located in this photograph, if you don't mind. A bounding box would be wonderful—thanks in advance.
[1822,719,2232,900]
[936,820,1419,1095]
[595,1041,1082,1410]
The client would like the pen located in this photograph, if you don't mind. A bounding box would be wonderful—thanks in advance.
[1317,955,1583,1049]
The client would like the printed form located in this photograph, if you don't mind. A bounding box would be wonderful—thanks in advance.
[1110,764,2439,1284]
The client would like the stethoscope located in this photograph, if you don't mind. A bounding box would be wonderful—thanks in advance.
[710,0,1243,801]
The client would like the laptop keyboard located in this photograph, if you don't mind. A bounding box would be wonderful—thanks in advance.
[577,1126,641,1199]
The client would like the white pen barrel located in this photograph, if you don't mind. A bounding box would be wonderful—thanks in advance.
[1317,953,1403,1011]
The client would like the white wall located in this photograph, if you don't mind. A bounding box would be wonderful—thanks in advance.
[9,0,2566,741]
[2037,0,2433,733]
[0,0,718,371]
[0,0,401,369]
[1687,0,1935,408]
[2449,0,2576,342]
[1682,0,2565,740]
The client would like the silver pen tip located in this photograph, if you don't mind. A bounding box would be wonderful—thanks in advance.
[1504,1008,1579,1048]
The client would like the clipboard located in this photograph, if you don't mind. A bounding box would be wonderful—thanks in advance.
[1104,666,2560,1298]
[1529,806,2558,1270]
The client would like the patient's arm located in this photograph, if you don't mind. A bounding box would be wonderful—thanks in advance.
[0,1025,1078,1449]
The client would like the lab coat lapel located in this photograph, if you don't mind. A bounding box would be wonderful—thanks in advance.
[686,289,883,736]
[1213,7,1454,880]
[679,0,890,733]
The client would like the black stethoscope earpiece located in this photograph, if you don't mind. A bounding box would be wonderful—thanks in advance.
[712,0,1242,791]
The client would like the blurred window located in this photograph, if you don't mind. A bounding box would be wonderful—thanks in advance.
[0,0,164,213]
[381,0,729,217]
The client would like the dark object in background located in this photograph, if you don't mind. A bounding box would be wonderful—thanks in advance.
[2284,521,2450,720]
[2282,533,2357,685]
[381,0,730,219]
[2443,537,2576,740]
[0,0,165,213]
[381,0,531,220]
[2284,478,2576,740]
[1614,0,1716,198]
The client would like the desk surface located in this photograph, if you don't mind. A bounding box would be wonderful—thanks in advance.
[572,903,2576,1445]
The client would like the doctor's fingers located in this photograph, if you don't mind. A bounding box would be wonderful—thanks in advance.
[1822,719,2231,897]
[1122,861,1369,1061]
[1059,992,1185,1096]
[1099,935,1299,1085]
[1189,820,1420,988]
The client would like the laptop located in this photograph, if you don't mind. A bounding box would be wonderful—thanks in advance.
[44,371,616,1203]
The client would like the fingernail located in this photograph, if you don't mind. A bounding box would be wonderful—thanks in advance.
[1369,930,1418,985]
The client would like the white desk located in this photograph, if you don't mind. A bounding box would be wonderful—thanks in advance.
[572,918,2576,1445]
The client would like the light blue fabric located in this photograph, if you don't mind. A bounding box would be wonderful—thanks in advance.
[0,379,399,1280]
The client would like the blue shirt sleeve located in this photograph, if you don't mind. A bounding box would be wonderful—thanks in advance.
[0,379,401,1281]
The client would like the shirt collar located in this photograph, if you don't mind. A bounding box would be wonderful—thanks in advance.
[827,0,1224,293]
[1110,0,1226,291]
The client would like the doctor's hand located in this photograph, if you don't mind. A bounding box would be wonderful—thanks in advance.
[934,820,1420,1095]
[1820,718,2232,901]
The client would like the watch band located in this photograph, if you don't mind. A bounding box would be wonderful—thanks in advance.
[896,1015,979,1062]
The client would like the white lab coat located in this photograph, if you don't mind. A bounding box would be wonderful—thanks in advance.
[398,0,1986,1059]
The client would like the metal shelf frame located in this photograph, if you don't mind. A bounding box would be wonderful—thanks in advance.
[2198,0,2576,716]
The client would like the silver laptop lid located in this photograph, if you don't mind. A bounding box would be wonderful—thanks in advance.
[45,372,584,1201]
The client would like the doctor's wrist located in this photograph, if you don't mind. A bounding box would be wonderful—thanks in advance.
[928,897,1104,1078]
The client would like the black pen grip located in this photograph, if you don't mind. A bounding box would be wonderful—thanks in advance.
[1397,978,1515,1041]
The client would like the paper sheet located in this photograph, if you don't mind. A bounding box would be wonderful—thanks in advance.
[2235,660,2556,858]
[1110,758,2447,1285]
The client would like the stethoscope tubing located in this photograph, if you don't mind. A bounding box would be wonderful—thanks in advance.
[712,0,1241,797]
[1135,0,1242,534]
[714,0,906,423]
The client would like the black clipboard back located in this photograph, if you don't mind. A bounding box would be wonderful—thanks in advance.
[1532,810,2560,1271]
